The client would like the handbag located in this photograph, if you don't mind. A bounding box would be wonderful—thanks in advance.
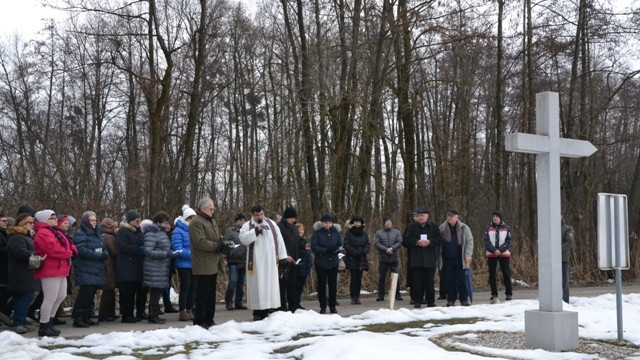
[28,253,47,270]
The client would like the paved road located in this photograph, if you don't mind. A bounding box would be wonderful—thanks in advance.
[14,282,640,339]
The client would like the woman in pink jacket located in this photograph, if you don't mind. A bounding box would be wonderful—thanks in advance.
[33,210,77,337]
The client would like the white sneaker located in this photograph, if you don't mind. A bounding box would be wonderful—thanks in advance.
[490,297,500,304]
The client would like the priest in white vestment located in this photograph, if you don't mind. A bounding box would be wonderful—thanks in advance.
[239,205,291,320]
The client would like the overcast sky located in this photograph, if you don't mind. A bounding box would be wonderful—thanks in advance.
[0,0,258,40]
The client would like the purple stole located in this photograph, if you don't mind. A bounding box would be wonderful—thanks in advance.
[247,217,279,273]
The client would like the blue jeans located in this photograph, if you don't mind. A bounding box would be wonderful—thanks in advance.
[225,264,246,307]
[12,291,35,327]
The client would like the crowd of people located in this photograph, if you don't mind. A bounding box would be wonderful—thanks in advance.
[1,201,574,337]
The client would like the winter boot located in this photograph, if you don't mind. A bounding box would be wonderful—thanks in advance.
[73,311,90,328]
[48,321,61,335]
[84,310,98,325]
[148,305,166,324]
[179,310,192,321]
[350,297,357,305]
[355,297,361,304]
[38,322,59,337]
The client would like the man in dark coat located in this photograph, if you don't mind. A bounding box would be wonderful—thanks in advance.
[403,208,443,308]
[561,215,574,303]
[277,207,300,312]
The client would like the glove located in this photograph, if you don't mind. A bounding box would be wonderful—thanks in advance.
[170,249,182,258]
[99,252,108,260]
[139,246,145,255]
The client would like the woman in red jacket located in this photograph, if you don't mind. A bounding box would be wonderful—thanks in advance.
[33,210,77,337]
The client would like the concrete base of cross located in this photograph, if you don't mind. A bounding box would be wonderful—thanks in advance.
[524,310,579,351]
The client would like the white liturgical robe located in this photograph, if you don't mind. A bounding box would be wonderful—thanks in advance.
[239,217,288,310]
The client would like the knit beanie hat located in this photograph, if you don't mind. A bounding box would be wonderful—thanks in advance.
[383,217,392,225]
[283,207,297,219]
[182,205,196,220]
[35,210,55,223]
[320,213,333,222]
[492,211,503,221]
[126,209,141,222]
[17,205,36,217]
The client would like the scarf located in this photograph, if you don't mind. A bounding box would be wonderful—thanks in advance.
[47,225,71,249]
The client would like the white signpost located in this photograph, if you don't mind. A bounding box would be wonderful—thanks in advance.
[597,193,629,341]
[505,92,597,351]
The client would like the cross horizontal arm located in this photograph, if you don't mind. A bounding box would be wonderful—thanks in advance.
[505,133,549,154]
[559,138,598,157]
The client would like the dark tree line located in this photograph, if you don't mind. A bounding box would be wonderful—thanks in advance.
[1,0,640,283]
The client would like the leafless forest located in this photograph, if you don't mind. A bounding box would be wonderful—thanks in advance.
[1,0,640,288]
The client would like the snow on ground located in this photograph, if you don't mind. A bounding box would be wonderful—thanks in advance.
[1,293,640,359]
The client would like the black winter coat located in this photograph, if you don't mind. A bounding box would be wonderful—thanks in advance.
[7,227,41,293]
[343,227,370,270]
[297,236,313,277]
[115,222,145,283]
[0,228,8,285]
[403,221,443,268]
[311,222,343,270]
[72,223,108,286]
[142,224,172,289]
[278,220,300,261]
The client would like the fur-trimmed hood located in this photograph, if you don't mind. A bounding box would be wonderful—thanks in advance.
[313,221,342,233]
[8,225,29,236]
[119,221,140,233]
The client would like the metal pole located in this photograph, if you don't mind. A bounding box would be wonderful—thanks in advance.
[614,196,623,341]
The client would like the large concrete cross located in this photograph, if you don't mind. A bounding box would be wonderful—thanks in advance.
[505,92,597,351]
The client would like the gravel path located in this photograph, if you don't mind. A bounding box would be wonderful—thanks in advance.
[433,331,640,359]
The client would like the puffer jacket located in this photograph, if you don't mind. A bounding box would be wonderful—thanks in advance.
[115,222,145,283]
[143,223,172,289]
[72,222,108,286]
[171,218,192,269]
[7,226,41,293]
[373,227,403,264]
[33,222,76,280]
[311,222,343,270]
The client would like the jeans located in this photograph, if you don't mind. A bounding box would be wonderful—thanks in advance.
[224,264,246,307]
[488,257,512,297]
[12,291,35,327]
[177,268,197,311]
